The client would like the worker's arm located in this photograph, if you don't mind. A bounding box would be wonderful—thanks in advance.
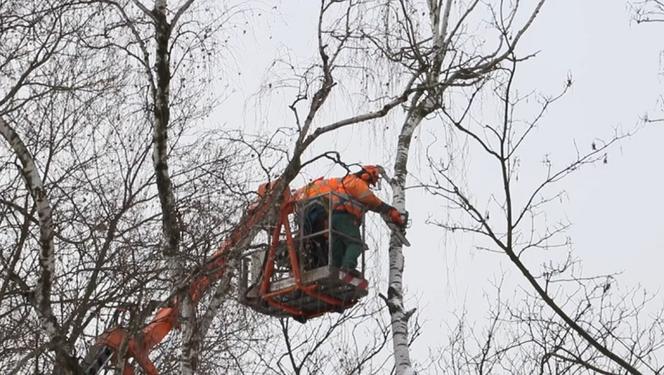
[344,176,406,226]
[343,176,384,210]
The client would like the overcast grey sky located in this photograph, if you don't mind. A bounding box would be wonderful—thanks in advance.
[214,0,664,368]
[517,0,663,287]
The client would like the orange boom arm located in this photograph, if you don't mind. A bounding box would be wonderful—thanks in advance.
[83,185,289,375]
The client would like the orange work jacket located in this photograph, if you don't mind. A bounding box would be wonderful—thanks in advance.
[294,175,385,220]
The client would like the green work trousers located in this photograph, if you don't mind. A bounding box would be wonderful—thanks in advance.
[331,212,363,269]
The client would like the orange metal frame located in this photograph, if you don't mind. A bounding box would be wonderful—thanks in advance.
[257,199,355,320]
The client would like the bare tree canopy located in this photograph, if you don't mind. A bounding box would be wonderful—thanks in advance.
[1,1,663,374]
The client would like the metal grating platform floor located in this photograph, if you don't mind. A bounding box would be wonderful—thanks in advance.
[240,265,369,318]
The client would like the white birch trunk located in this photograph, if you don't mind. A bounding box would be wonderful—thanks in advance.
[179,295,197,374]
[148,2,197,372]
[151,0,179,262]
[197,256,237,335]
[387,110,426,375]
[0,116,80,372]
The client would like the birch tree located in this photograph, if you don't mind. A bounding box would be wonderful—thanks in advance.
[0,119,82,372]
[0,0,258,372]
[345,1,547,372]
[4,1,621,374]
[0,1,126,373]
[122,0,201,372]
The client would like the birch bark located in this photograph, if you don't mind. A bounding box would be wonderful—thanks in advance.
[384,2,452,371]
[386,114,421,375]
[386,93,438,375]
[0,116,82,373]
[381,1,546,371]
[151,0,180,269]
[147,1,197,372]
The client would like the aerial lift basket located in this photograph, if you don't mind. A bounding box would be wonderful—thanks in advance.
[239,192,369,321]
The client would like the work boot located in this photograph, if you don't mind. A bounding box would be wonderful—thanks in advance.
[340,267,362,278]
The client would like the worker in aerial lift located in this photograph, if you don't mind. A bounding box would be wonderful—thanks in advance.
[296,165,406,274]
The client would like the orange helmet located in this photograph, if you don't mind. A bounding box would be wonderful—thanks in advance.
[358,165,384,186]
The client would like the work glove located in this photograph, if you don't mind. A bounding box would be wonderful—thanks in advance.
[388,208,406,227]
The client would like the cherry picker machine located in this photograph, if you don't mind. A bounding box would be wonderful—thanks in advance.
[83,181,408,375]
